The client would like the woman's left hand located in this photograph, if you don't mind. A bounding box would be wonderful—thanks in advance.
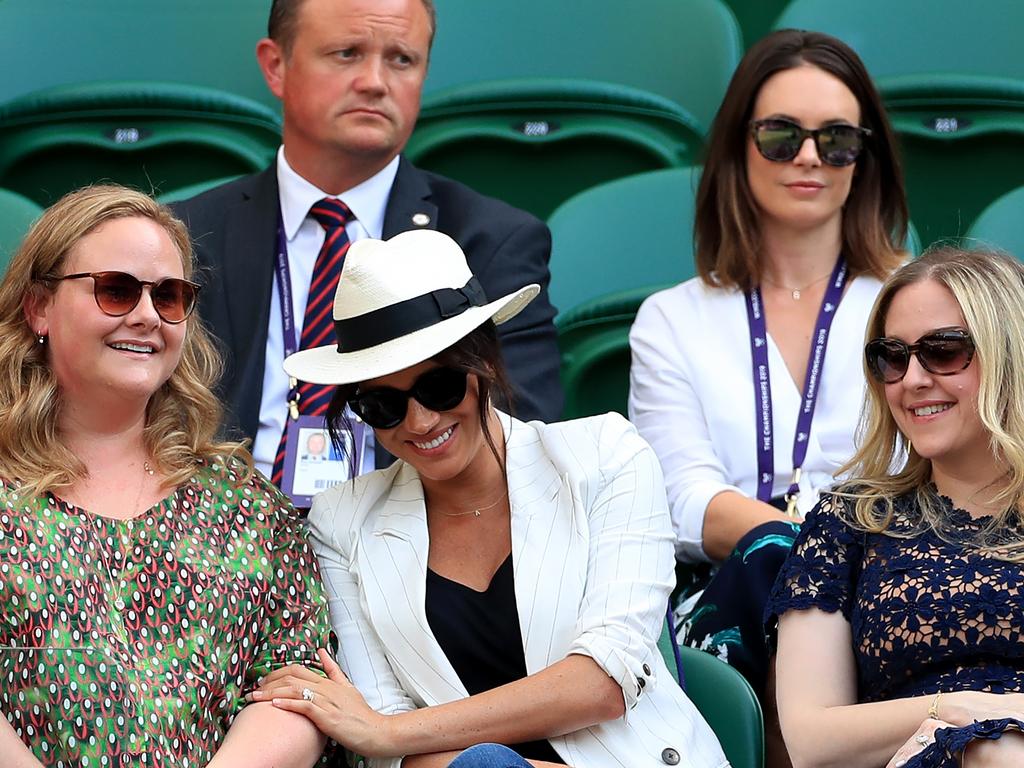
[250,648,396,757]
[885,718,955,768]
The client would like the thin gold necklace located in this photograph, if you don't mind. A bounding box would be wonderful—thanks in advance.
[761,270,834,300]
[437,490,508,518]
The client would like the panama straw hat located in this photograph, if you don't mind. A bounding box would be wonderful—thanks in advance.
[283,229,539,385]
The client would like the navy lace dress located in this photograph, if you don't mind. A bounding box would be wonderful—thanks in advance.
[766,491,1024,767]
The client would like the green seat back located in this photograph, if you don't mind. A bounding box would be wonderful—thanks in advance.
[157,175,244,205]
[0,188,42,269]
[774,0,1024,242]
[664,637,766,768]
[966,184,1024,259]
[427,0,742,132]
[408,80,702,220]
[0,0,274,112]
[547,167,701,316]
[0,82,280,207]
[724,0,793,50]
[556,286,668,420]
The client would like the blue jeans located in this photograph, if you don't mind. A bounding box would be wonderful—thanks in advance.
[446,744,533,768]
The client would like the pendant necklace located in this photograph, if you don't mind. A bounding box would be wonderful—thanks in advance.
[762,270,834,300]
[438,489,508,518]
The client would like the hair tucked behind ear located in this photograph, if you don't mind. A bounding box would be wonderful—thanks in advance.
[0,184,251,497]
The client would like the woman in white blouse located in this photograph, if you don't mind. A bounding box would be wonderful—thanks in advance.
[628,28,907,743]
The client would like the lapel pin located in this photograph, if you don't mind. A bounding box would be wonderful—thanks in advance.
[411,213,431,227]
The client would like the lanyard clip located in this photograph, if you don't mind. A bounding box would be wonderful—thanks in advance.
[287,377,300,421]
[784,467,802,519]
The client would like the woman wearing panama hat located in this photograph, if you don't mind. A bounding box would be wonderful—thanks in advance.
[249,229,727,768]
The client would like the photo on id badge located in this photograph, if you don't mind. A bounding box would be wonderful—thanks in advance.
[281,415,364,507]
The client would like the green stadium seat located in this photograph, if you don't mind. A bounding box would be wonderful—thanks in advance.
[427,0,742,133]
[546,167,701,316]
[773,0,1024,242]
[675,643,765,768]
[556,286,667,420]
[0,0,274,112]
[0,188,42,269]
[725,0,793,50]
[157,175,243,205]
[0,82,280,207]
[965,184,1024,258]
[407,80,702,220]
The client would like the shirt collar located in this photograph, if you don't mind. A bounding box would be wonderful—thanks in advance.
[275,147,400,240]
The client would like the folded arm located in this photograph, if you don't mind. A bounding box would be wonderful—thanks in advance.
[777,608,1024,768]
[207,703,326,768]
[0,716,44,768]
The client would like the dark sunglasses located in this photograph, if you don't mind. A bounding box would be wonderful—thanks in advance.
[865,329,975,384]
[349,367,469,429]
[47,271,200,324]
[750,118,871,167]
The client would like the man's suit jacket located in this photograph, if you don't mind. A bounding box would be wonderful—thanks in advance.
[308,413,728,768]
[171,157,563,446]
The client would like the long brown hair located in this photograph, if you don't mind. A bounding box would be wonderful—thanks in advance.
[0,184,251,497]
[695,29,907,291]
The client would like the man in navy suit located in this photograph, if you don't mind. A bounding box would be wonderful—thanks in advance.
[173,0,562,479]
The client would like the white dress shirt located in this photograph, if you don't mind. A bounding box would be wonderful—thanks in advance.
[629,274,884,563]
[252,148,399,477]
[308,413,728,768]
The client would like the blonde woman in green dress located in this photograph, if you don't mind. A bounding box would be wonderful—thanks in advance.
[0,186,334,768]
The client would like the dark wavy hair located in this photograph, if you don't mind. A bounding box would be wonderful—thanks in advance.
[325,321,514,477]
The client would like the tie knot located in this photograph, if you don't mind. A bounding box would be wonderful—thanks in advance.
[309,197,354,231]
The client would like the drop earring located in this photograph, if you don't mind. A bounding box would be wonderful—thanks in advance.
[37,334,46,345]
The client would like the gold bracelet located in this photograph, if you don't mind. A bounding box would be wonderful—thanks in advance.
[928,692,942,720]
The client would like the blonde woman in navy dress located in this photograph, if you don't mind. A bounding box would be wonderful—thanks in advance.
[768,248,1024,768]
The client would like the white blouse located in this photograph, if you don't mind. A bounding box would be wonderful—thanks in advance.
[629,274,883,563]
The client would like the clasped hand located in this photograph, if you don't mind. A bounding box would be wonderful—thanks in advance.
[248,648,396,757]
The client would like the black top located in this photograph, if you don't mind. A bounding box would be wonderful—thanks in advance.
[426,554,565,764]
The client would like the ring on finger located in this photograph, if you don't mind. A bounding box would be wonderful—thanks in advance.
[915,733,931,746]
[301,687,315,702]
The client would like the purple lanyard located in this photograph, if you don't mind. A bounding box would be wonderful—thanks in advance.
[744,256,848,507]
[275,210,301,415]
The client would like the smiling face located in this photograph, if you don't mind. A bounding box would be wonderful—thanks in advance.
[882,279,992,482]
[26,216,187,414]
[259,0,431,188]
[362,360,502,486]
[746,64,861,234]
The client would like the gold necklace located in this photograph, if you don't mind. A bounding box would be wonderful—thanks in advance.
[761,270,834,300]
[437,490,508,518]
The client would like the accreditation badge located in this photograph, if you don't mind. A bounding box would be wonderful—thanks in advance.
[280,414,365,508]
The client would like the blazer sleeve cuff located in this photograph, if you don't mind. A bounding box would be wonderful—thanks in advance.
[567,634,661,719]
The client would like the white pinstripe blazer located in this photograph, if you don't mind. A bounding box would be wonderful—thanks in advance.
[308,413,728,768]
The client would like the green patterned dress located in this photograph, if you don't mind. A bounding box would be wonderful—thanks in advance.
[0,460,334,767]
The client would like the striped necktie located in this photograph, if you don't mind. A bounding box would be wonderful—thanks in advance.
[271,197,354,487]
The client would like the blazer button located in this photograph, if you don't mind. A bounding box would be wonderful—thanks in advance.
[638,677,647,688]
[661,747,680,765]
[643,663,652,675]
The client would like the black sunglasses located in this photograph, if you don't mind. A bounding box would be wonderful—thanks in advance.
[750,118,871,167]
[349,367,469,429]
[865,329,975,384]
[47,271,200,324]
